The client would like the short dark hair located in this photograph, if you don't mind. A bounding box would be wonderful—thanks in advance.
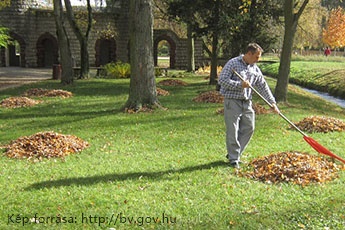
[246,43,263,54]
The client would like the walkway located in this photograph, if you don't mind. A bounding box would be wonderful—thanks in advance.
[0,67,52,91]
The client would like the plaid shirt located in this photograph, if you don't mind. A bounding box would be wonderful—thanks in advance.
[218,55,276,104]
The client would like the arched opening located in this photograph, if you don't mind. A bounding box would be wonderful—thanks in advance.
[95,38,116,66]
[5,32,26,67]
[157,40,170,68]
[8,40,20,66]
[42,39,54,67]
[0,47,5,67]
[154,35,176,69]
[36,33,58,67]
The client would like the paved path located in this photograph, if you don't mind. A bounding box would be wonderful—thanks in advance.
[0,67,52,91]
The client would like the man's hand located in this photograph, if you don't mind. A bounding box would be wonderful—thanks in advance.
[242,80,251,88]
[271,103,280,114]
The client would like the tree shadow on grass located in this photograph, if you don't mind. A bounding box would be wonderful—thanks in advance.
[25,160,228,190]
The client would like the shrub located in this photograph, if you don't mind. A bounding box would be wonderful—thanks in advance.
[104,61,131,79]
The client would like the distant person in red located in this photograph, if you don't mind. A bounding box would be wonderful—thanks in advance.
[324,47,331,57]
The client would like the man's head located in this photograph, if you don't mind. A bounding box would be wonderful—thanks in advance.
[243,43,263,65]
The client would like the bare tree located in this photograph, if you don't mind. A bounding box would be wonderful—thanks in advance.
[64,0,93,79]
[124,0,160,111]
[53,0,74,84]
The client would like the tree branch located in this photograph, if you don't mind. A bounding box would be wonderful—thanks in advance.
[294,0,309,22]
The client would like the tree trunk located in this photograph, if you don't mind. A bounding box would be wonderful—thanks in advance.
[79,38,90,78]
[186,23,195,72]
[53,0,74,85]
[209,31,219,85]
[274,0,309,102]
[124,0,159,111]
[209,0,220,85]
[274,0,295,102]
[64,0,92,79]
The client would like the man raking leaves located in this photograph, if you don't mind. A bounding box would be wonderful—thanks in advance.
[219,43,345,168]
[218,43,279,168]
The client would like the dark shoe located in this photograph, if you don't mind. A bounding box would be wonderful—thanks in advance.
[226,154,242,165]
[230,162,240,169]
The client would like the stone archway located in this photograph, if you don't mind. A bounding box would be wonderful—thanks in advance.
[7,32,26,67]
[95,38,116,66]
[0,47,5,67]
[154,34,176,69]
[36,32,59,67]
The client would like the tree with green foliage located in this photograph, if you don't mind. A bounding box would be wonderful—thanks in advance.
[167,0,234,85]
[0,0,10,9]
[274,0,309,103]
[166,0,281,85]
[294,0,327,50]
[0,27,10,47]
[225,0,282,56]
[0,0,11,48]
[321,0,345,10]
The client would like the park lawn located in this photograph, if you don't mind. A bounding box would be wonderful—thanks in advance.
[259,60,345,98]
[0,73,345,229]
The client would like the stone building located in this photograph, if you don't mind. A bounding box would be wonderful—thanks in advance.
[0,0,204,69]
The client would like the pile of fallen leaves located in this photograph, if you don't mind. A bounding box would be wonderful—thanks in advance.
[244,151,343,185]
[158,79,188,86]
[3,131,89,160]
[193,91,224,103]
[22,88,73,98]
[216,103,272,115]
[196,65,223,75]
[252,103,272,114]
[0,88,72,108]
[293,116,345,133]
[156,87,170,96]
[193,91,273,115]
[0,97,42,108]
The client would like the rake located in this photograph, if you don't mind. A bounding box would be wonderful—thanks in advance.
[232,68,345,164]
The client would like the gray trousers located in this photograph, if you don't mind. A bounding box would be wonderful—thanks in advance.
[224,98,255,163]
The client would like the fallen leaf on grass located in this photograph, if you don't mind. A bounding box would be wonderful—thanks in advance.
[156,87,169,96]
[124,106,154,114]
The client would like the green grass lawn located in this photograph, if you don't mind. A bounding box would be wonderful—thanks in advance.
[259,58,345,98]
[1,72,345,229]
